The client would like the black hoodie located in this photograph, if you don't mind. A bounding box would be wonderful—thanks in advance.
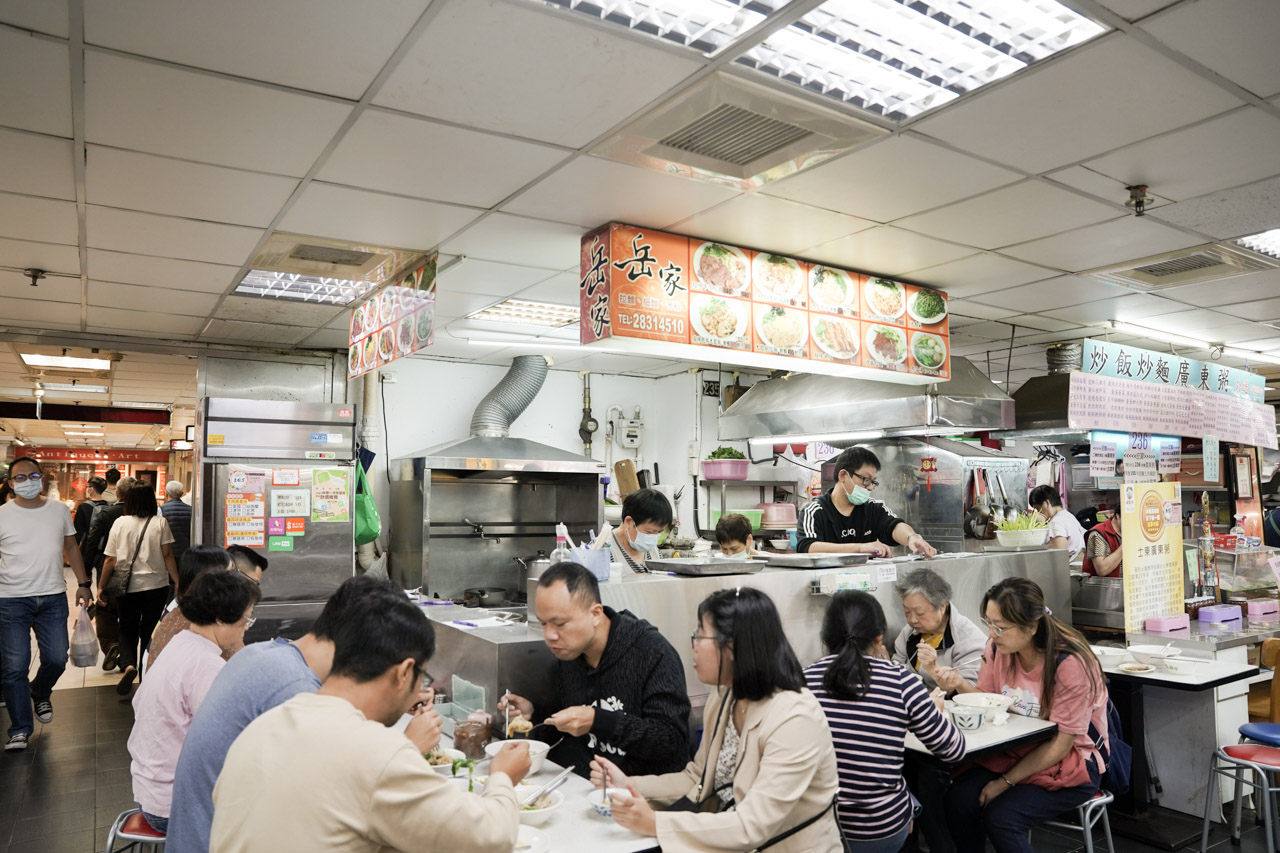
[538,606,691,778]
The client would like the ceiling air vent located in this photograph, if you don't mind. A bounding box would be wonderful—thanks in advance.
[1084,243,1280,290]
[289,244,376,267]
[592,71,887,191]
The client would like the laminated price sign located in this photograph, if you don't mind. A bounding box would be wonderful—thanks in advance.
[1121,482,1184,633]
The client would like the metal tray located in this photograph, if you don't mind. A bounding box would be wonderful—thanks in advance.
[765,553,871,569]
[647,557,767,576]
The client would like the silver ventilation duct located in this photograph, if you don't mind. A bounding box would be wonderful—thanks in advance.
[470,355,548,438]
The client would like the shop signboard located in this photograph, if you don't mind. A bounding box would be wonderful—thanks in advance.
[580,223,949,384]
[347,253,437,379]
[1121,481,1184,633]
[1083,338,1265,402]
[14,447,170,464]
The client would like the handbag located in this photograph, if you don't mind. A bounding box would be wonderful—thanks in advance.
[353,461,381,546]
[106,516,151,598]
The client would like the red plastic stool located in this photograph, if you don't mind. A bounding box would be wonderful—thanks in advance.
[1200,744,1280,852]
[104,808,166,853]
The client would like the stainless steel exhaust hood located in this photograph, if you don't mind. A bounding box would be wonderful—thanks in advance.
[717,357,1013,441]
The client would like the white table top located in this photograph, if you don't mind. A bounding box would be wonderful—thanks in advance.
[1098,655,1258,690]
[905,711,1058,761]
[516,763,658,853]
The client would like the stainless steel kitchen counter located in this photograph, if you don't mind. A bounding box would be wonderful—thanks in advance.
[1127,616,1280,652]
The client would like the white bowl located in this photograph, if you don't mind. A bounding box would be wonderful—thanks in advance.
[518,788,565,826]
[953,693,1015,713]
[1091,646,1128,665]
[769,539,790,550]
[994,528,1048,548]
[485,739,551,774]
[603,504,623,522]
[1128,644,1179,668]
[425,747,466,774]
[587,787,631,819]
[951,705,986,731]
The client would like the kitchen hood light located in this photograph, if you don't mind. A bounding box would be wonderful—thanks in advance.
[747,430,885,447]
[64,431,104,437]
[736,0,1105,121]
[20,353,111,371]
[1109,321,1212,350]
[527,0,776,54]
[1236,228,1280,260]
[112,401,172,409]
[39,382,106,393]
[234,269,376,306]
[1221,347,1280,367]
[467,299,580,328]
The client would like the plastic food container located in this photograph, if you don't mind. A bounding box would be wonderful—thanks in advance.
[701,460,749,480]
[1248,599,1280,619]
[994,528,1048,548]
[1144,613,1190,633]
[1198,603,1242,623]
[758,502,798,527]
[710,509,763,529]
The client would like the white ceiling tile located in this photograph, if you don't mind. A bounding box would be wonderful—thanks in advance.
[440,214,585,270]
[1043,164,1173,209]
[280,182,481,250]
[86,249,238,293]
[967,276,1129,313]
[0,129,74,200]
[903,253,1057,297]
[512,270,577,306]
[1009,315,1086,333]
[0,191,78,245]
[0,237,81,276]
[503,156,737,230]
[375,0,702,147]
[1000,216,1204,271]
[1221,297,1280,321]
[0,27,70,137]
[1139,308,1254,335]
[949,320,1021,339]
[0,268,81,304]
[1041,292,1195,326]
[1149,175,1280,240]
[762,134,1022,223]
[1083,109,1280,202]
[202,318,313,345]
[802,226,976,276]
[0,296,80,324]
[1093,0,1179,20]
[318,110,568,209]
[945,300,1019,321]
[1234,335,1280,350]
[297,328,351,350]
[214,295,342,327]
[433,290,500,320]
[895,180,1121,250]
[0,2,70,36]
[1161,269,1280,308]
[671,196,873,255]
[1142,0,1280,98]
[439,260,557,298]
[85,146,298,228]
[88,282,218,316]
[85,51,353,177]
[86,207,262,266]
[913,34,1242,173]
[84,0,429,99]
[89,307,205,337]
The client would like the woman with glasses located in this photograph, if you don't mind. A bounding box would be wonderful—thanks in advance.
[588,587,842,853]
[99,485,179,695]
[936,578,1108,853]
[128,569,260,833]
[147,545,234,667]
[798,446,937,558]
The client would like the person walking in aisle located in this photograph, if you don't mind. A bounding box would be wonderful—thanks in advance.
[158,480,193,568]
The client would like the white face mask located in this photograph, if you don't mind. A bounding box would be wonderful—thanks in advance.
[627,521,661,552]
[13,479,42,500]
[721,551,750,561]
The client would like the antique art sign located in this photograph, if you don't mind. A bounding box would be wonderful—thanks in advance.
[348,254,438,379]
[1121,481,1185,633]
[581,223,949,384]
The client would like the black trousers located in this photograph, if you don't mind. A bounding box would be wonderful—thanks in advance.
[116,587,168,670]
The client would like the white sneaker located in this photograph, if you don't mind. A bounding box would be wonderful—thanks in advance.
[4,733,28,751]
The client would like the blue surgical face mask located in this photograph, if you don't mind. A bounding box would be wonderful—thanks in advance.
[13,478,42,500]
[721,551,751,561]
[845,482,872,506]
[630,530,661,552]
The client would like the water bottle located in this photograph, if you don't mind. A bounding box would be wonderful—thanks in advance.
[550,522,572,565]
[1231,514,1248,552]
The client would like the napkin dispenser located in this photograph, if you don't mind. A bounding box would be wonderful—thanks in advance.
[1198,603,1242,623]
[1145,613,1190,633]
[1247,599,1280,620]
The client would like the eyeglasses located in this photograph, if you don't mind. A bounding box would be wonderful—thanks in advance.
[981,618,1013,637]
[416,667,435,693]
[852,472,880,489]
[691,631,716,648]
[9,473,42,483]
[244,615,256,628]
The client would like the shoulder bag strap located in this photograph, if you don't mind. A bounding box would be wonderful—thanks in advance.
[118,515,153,590]
[752,795,838,851]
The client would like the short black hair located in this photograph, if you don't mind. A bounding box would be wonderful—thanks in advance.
[87,476,108,496]
[537,562,601,606]
[227,544,269,575]
[697,587,804,702]
[328,591,435,683]
[831,446,881,478]
[0,483,11,504]
[622,488,672,528]
[177,544,231,597]
[9,457,40,475]
[312,575,404,641]
[123,484,158,518]
[105,468,121,485]
[180,570,261,626]
[715,513,753,547]
[1029,485,1063,509]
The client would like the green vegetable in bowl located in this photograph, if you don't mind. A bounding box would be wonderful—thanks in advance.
[994,512,1048,532]
[912,289,946,320]
[707,446,746,460]
[451,758,479,792]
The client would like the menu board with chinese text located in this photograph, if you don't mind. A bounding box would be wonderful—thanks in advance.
[1121,481,1185,633]
[581,223,949,381]
[348,254,437,379]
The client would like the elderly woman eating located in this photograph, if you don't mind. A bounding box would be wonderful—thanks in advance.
[891,567,986,692]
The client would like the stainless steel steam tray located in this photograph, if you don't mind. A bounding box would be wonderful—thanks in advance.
[647,558,766,576]
[765,553,871,569]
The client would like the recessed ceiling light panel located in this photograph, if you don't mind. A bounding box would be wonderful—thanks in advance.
[235,270,377,307]
[468,299,580,328]
[528,0,783,54]
[20,354,112,371]
[1237,228,1280,260]
[40,382,107,393]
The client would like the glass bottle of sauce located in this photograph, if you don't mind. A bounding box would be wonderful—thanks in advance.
[453,720,491,760]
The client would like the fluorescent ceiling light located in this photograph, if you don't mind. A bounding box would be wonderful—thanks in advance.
[61,423,101,429]
[748,429,884,446]
[736,0,1105,121]
[1221,347,1280,366]
[112,401,171,409]
[39,382,107,393]
[64,431,104,437]
[467,339,587,352]
[1110,321,1212,350]
[467,299,579,328]
[1236,228,1280,260]
[528,0,776,53]
[234,269,377,306]
[20,353,111,371]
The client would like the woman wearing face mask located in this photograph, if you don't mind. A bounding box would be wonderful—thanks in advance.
[798,447,936,557]
[607,488,672,573]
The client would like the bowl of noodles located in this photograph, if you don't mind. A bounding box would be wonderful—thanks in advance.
[756,306,807,353]
[752,253,802,300]
[865,325,907,365]
[865,279,905,320]
[693,295,746,343]
[809,266,853,309]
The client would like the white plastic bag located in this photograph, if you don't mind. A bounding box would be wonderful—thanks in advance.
[69,604,99,668]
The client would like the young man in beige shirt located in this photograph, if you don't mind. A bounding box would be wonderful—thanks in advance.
[210,592,531,852]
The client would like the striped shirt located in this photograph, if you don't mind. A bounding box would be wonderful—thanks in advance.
[803,655,966,841]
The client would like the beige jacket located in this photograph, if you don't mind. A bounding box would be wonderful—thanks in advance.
[633,687,842,853]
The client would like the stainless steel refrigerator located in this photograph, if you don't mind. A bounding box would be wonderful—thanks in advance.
[194,398,358,639]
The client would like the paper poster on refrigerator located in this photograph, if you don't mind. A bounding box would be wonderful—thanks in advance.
[311,469,350,523]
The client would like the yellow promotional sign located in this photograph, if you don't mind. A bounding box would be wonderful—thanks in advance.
[1121,481,1185,633]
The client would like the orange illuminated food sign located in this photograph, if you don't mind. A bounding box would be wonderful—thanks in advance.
[581,223,949,380]
[347,254,437,379]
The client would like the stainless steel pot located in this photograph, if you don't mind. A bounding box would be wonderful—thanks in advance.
[463,586,509,607]
[514,554,552,582]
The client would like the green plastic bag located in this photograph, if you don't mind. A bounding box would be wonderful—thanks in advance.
[353,460,381,546]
